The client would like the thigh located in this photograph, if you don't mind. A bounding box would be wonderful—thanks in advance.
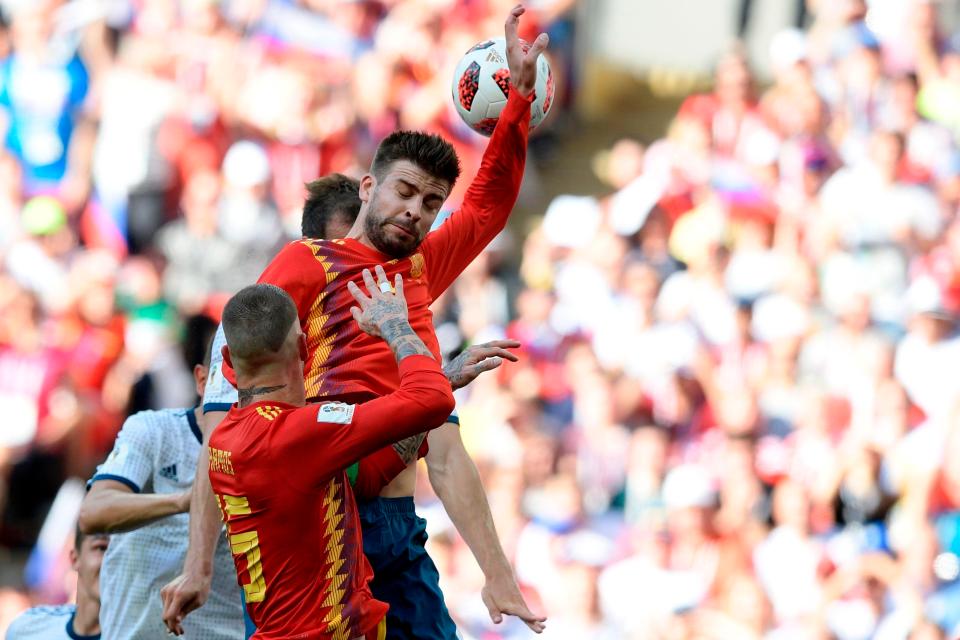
[360,503,457,640]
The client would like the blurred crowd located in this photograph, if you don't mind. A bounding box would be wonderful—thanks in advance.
[417,1,960,639]
[0,0,576,632]
[8,0,960,639]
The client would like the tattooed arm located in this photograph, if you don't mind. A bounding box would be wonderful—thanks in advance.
[348,266,434,365]
[349,266,442,463]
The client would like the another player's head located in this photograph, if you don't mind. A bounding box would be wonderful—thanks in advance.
[73,525,109,606]
[357,131,461,258]
[221,284,306,392]
[183,314,217,401]
[302,174,361,240]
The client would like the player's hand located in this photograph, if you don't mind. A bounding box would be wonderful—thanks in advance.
[444,339,521,390]
[348,266,409,338]
[505,4,549,97]
[160,570,211,636]
[482,573,546,633]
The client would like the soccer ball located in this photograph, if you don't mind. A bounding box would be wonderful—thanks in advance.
[451,37,554,137]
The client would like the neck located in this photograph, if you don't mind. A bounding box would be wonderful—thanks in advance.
[235,364,305,408]
[345,220,375,251]
[72,596,101,636]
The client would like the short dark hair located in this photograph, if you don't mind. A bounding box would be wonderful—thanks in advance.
[222,284,298,367]
[302,174,361,239]
[182,314,218,370]
[370,131,461,189]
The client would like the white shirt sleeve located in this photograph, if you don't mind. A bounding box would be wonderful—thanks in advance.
[88,412,158,493]
[202,323,238,413]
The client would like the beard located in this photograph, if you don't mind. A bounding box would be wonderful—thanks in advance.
[365,190,422,258]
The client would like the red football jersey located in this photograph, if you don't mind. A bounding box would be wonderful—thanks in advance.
[208,355,454,639]
[256,90,531,403]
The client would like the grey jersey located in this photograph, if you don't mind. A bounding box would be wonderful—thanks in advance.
[90,409,244,640]
[5,605,96,640]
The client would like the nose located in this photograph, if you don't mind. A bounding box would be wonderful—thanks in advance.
[403,200,423,223]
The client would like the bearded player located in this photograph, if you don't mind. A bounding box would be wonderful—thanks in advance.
[164,6,547,638]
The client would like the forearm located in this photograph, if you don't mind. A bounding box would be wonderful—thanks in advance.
[460,91,531,226]
[382,318,435,363]
[80,490,184,534]
[182,445,222,578]
[428,436,512,579]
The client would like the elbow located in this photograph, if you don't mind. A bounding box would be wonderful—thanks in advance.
[418,386,456,431]
[77,502,104,535]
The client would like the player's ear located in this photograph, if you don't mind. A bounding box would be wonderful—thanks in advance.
[359,174,375,203]
[298,333,308,362]
[193,365,207,398]
[222,345,233,370]
[69,546,79,572]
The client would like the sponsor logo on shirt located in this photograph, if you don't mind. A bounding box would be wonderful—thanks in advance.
[159,464,178,481]
[316,402,355,425]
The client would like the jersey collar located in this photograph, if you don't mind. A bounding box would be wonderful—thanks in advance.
[66,611,100,640]
[186,408,203,444]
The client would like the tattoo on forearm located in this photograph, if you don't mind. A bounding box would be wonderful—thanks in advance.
[380,318,433,362]
[392,432,428,464]
[238,384,287,407]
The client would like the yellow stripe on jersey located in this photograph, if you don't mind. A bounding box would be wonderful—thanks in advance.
[302,240,341,399]
[255,406,282,421]
[320,476,351,637]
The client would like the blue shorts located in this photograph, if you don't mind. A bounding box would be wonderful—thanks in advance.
[358,497,457,640]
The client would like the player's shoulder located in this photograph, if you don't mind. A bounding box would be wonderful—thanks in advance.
[120,408,189,435]
[6,604,74,637]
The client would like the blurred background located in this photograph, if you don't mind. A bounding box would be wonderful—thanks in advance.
[4,0,960,638]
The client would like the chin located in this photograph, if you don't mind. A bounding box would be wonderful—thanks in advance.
[373,235,419,258]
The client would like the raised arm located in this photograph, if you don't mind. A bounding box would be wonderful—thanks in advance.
[422,6,548,298]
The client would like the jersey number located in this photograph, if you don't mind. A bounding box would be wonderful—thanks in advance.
[215,494,267,603]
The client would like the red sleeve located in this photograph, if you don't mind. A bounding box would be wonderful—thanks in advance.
[421,90,532,299]
[275,355,455,490]
[352,432,432,501]
[256,241,327,322]
[353,446,408,500]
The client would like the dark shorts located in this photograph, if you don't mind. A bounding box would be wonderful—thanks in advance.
[358,497,458,640]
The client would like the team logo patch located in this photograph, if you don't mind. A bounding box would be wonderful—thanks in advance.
[409,253,424,279]
[317,402,356,425]
[107,443,128,465]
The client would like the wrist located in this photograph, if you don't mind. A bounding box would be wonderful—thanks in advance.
[482,559,515,582]
[184,560,214,580]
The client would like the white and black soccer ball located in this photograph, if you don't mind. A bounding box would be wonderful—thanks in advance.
[451,37,554,137]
